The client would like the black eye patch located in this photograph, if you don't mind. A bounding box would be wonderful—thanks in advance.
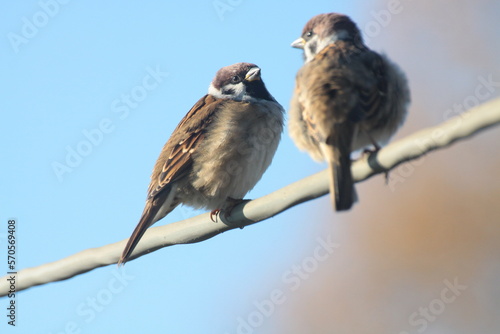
[222,88,235,95]
[308,40,317,55]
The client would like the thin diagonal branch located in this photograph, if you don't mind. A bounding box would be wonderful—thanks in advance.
[1,97,499,297]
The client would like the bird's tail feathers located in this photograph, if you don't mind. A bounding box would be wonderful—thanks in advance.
[118,187,177,265]
[320,126,357,211]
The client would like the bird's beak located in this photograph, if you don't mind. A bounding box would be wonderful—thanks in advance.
[245,67,261,82]
[291,37,305,49]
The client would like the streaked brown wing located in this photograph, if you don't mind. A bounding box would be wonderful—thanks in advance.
[358,50,387,122]
[147,94,225,199]
[302,106,323,143]
[118,94,226,265]
[301,44,364,211]
[304,41,387,137]
[294,65,328,145]
[296,45,353,143]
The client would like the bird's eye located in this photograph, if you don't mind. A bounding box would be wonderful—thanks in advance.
[231,75,241,83]
[305,30,314,39]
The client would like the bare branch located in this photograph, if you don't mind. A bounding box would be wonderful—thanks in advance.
[1,97,499,297]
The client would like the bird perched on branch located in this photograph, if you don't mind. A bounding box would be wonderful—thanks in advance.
[289,13,410,211]
[119,63,284,265]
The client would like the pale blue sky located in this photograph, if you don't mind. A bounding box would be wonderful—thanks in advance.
[1,1,359,333]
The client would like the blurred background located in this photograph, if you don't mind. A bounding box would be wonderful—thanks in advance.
[1,1,499,333]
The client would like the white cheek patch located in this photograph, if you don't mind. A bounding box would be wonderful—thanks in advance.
[208,83,222,98]
[304,35,320,63]
[318,31,347,50]
[208,83,246,100]
[304,45,317,63]
[304,31,348,63]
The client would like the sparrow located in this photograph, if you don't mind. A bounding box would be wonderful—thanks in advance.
[119,63,284,265]
[289,13,410,211]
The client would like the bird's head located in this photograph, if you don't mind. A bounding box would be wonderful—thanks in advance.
[208,63,275,102]
[291,13,363,63]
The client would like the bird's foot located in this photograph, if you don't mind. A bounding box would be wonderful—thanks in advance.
[210,198,250,225]
[363,146,390,184]
[210,209,221,223]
